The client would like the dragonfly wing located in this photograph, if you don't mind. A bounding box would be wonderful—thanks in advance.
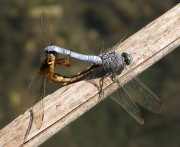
[21,74,40,111]
[124,77,163,114]
[109,83,144,124]
[33,75,46,129]
[40,12,50,62]
[21,74,45,129]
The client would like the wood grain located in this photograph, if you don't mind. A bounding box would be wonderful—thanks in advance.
[0,3,179,147]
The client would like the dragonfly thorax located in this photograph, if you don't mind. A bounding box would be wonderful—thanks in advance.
[102,52,126,75]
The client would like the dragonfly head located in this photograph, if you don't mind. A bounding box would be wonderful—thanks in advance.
[48,53,56,62]
[44,50,58,62]
[122,52,133,65]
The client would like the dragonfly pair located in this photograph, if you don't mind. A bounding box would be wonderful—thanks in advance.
[44,45,163,124]
[21,13,163,140]
[21,41,163,131]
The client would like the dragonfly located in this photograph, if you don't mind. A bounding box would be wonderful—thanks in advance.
[21,12,96,136]
[45,46,163,124]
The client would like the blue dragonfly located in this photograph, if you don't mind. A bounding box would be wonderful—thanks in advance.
[45,45,163,124]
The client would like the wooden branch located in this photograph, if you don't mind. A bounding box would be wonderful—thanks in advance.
[0,3,180,147]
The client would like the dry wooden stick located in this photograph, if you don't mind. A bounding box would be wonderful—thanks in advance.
[0,3,180,147]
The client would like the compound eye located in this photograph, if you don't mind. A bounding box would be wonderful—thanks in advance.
[47,53,55,63]
[122,52,133,65]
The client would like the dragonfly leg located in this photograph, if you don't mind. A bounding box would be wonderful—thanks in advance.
[55,55,71,67]
[87,78,103,97]
[98,76,105,98]
[110,73,119,83]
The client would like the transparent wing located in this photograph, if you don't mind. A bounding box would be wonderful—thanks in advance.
[40,12,50,61]
[33,76,45,129]
[109,83,144,124]
[124,77,163,114]
[21,73,45,129]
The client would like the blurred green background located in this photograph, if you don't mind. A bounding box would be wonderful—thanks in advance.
[0,0,180,147]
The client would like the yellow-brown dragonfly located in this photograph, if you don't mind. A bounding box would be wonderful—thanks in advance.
[21,13,94,133]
